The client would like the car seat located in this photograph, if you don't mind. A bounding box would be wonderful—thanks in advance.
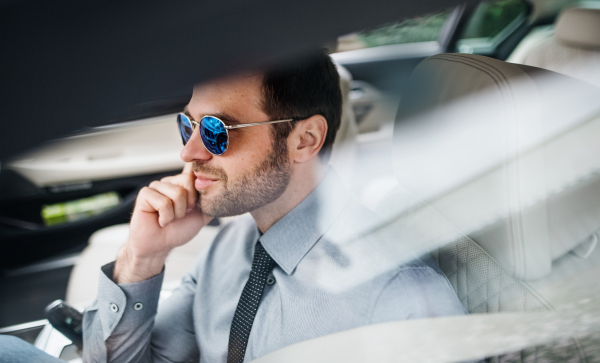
[508,6,600,89]
[373,53,600,361]
[65,63,359,306]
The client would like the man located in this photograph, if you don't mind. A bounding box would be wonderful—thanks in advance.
[0,51,465,362]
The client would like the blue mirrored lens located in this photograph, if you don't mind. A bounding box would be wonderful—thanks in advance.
[177,114,193,145]
[200,116,228,155]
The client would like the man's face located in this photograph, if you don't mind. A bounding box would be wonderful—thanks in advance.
[180,74,292,217]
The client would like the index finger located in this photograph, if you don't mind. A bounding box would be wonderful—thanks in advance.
[161,173,198,211]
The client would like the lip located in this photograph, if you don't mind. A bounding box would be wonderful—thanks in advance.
[194,174,219,190]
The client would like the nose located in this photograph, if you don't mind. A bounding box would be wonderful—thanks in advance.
[180,126,213,163]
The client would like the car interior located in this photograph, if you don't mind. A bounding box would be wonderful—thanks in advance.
[1,0,599,361]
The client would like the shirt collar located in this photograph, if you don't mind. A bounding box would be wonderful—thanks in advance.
[259,168,351,275]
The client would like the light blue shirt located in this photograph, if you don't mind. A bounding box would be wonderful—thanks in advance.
[82,170,466,362]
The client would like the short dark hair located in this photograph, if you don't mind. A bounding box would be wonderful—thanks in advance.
[261,50,342,162]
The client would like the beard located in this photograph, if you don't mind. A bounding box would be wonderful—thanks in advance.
[192,136,292,218]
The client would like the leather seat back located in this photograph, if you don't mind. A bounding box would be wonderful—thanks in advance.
[391,53,600,282]
[385,52,600,361]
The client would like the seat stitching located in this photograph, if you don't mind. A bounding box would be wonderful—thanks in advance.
[463,274,508,301]
[420,57,504,90]
[435,54,512,86]
[434,54,526,279]
[433,57,523,250]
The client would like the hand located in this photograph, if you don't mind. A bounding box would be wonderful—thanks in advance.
[114,171,212,283]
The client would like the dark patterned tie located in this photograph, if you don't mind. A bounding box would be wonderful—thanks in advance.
[227,241,275,363]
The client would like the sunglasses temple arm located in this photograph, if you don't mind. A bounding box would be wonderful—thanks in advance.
[224,119,294,130]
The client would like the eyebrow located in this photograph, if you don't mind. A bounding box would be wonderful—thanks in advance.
[182,106,242,126]
[210,112,242,126]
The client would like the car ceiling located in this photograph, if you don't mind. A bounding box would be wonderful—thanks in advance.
[0,0,478,161]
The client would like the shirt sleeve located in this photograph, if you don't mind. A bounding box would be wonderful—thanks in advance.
[369,266,467,324]
[82,261,199,363]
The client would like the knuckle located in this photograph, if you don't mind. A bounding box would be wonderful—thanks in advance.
[175,187,186,199]
[159,198,172,210]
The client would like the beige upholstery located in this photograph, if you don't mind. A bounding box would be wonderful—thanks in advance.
[390,53,600,281]
[517,7,600,88]
[369,53,600,360]
[507,25,554,64]
[555,7,600,49]
[66,65,359,305]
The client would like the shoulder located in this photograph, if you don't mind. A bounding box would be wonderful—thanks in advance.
[370,255,466,323]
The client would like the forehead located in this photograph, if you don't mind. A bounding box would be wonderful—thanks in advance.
[186,74,267,121]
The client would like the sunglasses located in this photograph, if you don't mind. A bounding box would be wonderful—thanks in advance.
[177,113,294,155]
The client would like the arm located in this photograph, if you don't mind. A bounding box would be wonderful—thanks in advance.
[369,266,484,363]
[83,263,200,363]
[370,266,466,323]
[83,169,210,362]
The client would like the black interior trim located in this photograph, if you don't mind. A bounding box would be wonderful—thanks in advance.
[0,169,182,270]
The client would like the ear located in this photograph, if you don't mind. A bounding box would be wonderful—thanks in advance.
[289,115,328,163]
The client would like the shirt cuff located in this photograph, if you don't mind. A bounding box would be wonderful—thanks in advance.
[95,261,164,340]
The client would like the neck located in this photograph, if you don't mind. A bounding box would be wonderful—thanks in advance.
[251,161,327,233]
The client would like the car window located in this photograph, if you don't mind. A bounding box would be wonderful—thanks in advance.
[456,0,528,55]
[336,11,451,52]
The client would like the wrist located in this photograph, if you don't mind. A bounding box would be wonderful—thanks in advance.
[114,244,168,284]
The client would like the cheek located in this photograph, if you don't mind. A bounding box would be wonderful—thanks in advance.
[219,128,274,176]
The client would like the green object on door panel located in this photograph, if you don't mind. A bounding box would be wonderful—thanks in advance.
[41,191,121,227]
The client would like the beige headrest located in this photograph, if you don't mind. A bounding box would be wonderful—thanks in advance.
[555,7,600,49]
[392,54,600,280]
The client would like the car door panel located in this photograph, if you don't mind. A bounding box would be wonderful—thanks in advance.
[0,114,185,270]
[6,114,184,187]
[0,169,182,270]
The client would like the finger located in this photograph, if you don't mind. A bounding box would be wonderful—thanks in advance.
[148,181,187,220]
[136,187,175,227]
[182,162,193,174]
[161,173,198,211]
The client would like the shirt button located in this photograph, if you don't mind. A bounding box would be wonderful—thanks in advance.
[134,302,143,311]
[110,303,119,313]
[266,275,275,285]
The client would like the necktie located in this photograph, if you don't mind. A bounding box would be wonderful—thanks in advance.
[227,241,275,363]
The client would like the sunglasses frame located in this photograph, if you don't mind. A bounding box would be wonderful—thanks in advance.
[178,113,294,155]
